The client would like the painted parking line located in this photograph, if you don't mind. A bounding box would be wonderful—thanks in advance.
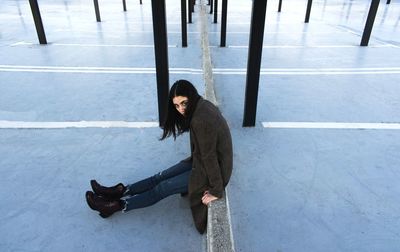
[333,26,400,48]
[263,122,400,130]
[1,65,400,75]
[223,44,397,49]
[52,29,202,34]
[10,41,179,48]
[12,42,395,49]
[0,65,203,74]
[5,121,399,130]
[0,121,159,129]
[213,67,400,75]
[208,31,352,34]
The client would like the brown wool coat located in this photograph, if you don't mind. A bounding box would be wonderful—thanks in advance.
[184,98,233,234]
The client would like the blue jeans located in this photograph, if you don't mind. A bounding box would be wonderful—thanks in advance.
[123,160,192,211]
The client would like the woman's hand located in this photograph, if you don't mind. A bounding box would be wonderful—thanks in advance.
[202,191,218,206]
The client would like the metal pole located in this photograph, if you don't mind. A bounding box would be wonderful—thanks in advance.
[243,0,268,127]
[151,0,170,126]
[140,0,143,4]
[278,0,282,12]
[213,0,218,23]
[210,0,213,14]
[386,0,390,4]
[123,0,127,11]
[28,0,47,44]
[188,0,192,23]
[220,0,228,47]
[305,0,313,23]
[181,0,188,47]
[361,0,380,46]
[93,0,101,22]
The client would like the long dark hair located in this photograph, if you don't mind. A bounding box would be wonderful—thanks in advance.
[160,79,201,140]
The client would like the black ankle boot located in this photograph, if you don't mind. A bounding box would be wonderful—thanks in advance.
[85,191,124,218]
[90,180,126,200]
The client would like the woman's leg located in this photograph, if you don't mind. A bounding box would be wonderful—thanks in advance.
[124,160,192,196]
[123,169,191,211]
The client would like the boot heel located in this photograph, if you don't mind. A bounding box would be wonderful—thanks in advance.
[85,190,122,218]
[99,212,111,218]
[86,191,96,210]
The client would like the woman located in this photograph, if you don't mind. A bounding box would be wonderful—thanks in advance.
[85,79,233,234]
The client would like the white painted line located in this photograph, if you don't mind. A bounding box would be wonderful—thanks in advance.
[11,41,398,50]
[53,29,201,34]
[335,27,361,36]
[1,65,400,75]
[207,31,349,34]
[0,65,203,74]
[89,22,184,25]
[10,42,32,46]
[224,44,395,49]
[11,41,178,48]
[213,67,400,75]
[332,26,399,48]
[215,67,400,71]
[52,43,178,48]
[0,121,159,129]
[262,122,400,130]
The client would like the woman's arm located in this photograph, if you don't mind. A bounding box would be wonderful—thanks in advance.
[192,119,224,199]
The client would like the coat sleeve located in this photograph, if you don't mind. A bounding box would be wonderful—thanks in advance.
[192,119,224,198]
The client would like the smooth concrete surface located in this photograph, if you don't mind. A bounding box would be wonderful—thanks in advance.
[208,0,400,251]
[1,0,400,251]
[1,0,205,251]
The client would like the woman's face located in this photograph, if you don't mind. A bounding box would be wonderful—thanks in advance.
[173,96,189,116]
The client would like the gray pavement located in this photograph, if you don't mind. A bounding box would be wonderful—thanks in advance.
[211,1,400,251]
[1,0,400,251]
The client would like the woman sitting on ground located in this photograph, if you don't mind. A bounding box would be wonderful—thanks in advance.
[85,79,233,234]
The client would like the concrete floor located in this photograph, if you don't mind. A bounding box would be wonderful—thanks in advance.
[211,1,400,251]
[1,0,400,251]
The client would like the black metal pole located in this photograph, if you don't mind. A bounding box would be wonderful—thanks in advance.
[181,0,188,47]
[386,0,390,4]
[220,0,228,47]
[210,0,213,14]
[243,0,268,127]
[361,0,380,46]
[123,0,127,11]
[28,0,47,44]
[140,0,143,4]
[93,0,101,22]
[213,0,218,23]
[151,0,170,126]
[278,0,282,12]
[188,0,192,23]
[305,0,312,23]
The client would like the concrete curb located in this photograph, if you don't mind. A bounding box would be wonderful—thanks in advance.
[199,1,235,251]
[207,189,235,252]
[199,0,217,106]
